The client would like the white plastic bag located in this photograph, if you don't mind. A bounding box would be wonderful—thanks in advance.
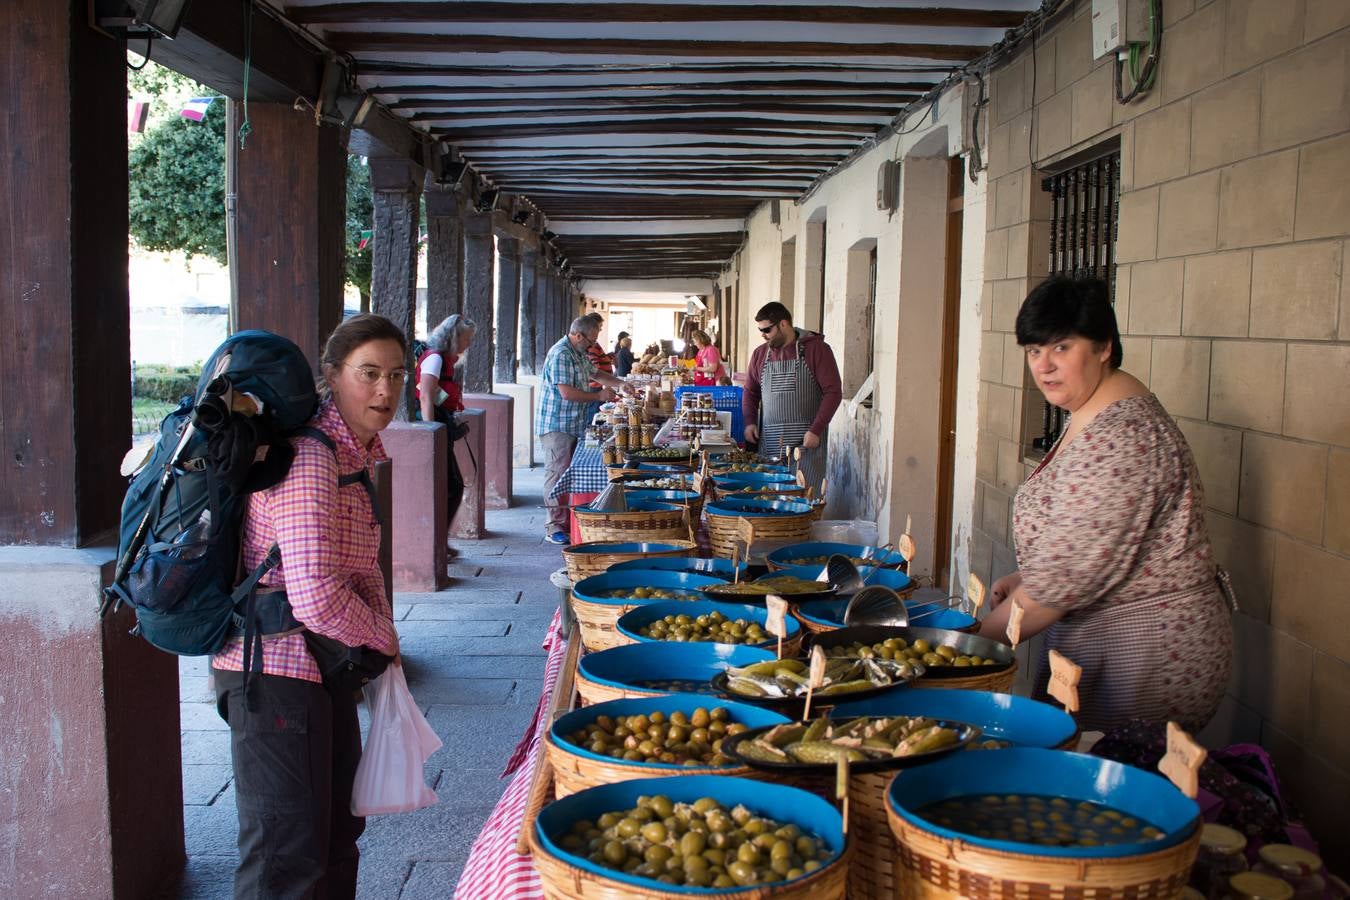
[351,662,442,816]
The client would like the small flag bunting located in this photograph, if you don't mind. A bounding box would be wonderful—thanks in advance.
[357,229,373,250]
[180,97,216,122]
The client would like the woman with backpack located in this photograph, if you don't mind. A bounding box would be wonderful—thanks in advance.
[418,314,477,534]
[212,313,405,897]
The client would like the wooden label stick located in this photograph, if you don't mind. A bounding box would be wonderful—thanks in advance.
[803,644,827,720]
[1006,599,1025,648]
[897,533,916,569]
[905,514,913,536]
[1047,650,1082,714]
[1158,722,1206,799]
[765,595,789,660]
[731,542,742,584]
[836,752,851,834]
[967,573,987,616]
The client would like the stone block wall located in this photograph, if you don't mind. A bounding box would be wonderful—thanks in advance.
[976,0,1350,863]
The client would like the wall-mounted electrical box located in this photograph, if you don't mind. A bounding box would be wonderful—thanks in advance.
[1091,0,1151,60]
[876,160,900,211]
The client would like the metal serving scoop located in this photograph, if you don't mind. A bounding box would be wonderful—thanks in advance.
[817,553,866,596]
[843,585,910,627]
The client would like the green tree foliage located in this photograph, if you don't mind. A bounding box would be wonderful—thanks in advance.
[127,63,227,263]
[346,156,374,306]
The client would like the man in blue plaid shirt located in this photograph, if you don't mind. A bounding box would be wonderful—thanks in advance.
[538,316,630,543]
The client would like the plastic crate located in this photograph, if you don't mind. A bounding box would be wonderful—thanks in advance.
[674,385,744,439]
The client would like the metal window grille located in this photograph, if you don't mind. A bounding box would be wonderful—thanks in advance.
[1033,151,1120,452]
[862,246,877,407]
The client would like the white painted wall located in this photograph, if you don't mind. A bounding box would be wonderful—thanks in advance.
[719,84,990,583]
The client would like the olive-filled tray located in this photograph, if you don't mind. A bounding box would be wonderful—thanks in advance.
[813,625,1014,679]
[724,716,981,774]
[701,576,838,604]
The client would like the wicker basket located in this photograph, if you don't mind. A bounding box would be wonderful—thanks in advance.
[571,594,647,653]
[846,770,912,900]
[575,504,691,544]
[886,806,1201,899]
[706,510,814,558]
[911,659,1019,694]
[562,540,698,582]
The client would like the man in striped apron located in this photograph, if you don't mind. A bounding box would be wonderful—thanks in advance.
[742,301,843,492]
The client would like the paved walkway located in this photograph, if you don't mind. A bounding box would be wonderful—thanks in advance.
[177,466,561,898]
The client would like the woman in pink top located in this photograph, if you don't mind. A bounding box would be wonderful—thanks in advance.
[691,329,727,386]
[212,314,405,897]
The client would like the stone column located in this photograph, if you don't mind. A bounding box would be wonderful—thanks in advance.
[495,235,522,384]
[369,157,423,416]
[232,103,347,368]
[461,209,496,394]
[0,5,182,896]
[424,183,463,329]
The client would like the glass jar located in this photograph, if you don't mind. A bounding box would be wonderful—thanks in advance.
[1192,824,1249,898]
[1252,845,1325,900]
[1226,872,1294,900]
[614,425,629,451]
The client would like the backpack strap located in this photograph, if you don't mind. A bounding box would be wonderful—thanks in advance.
[293,425,382,527]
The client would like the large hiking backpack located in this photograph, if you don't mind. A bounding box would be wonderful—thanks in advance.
[104,330,323,655]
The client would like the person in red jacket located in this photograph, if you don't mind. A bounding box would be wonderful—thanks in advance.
[418,314,476,535]
[741,301,842,491]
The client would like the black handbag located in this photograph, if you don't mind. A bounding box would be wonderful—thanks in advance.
[302,630,393,692]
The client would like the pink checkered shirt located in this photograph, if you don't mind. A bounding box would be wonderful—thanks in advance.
[212,400,398,683]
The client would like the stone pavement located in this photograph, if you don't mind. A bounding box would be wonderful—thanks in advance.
[177,466,562,898]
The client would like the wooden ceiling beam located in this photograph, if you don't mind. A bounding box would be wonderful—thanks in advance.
[432,119,878,138]
[396,100,909,117]
[357,61,960,76]
[327,33,986,61]
[291,3,1028,29]
[373,82,938,97]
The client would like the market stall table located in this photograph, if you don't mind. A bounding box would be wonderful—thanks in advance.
[546,443,609,545]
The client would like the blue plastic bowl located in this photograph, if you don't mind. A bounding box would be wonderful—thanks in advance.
[712,471,798,488]
[576,498,683,515]
[792,597,977,632]
[705,497,814,518]
[578,642,774,696]
[624,489,701,507]
[616,600,802,649]
[768,541,907,569]
[549,694,790,769]
[709,463,791,475]
[832,689,1077,748]
[608,556,743,579]
[536,775,847,895]
[888,748,1200,859]
[573,570,725,605]
[567,541,694,555]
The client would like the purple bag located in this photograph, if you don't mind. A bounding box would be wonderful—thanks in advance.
[1089,721,1318,861]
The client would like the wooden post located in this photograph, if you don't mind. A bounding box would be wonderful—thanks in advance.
[232,101,346,370]
[424,182,464,327]
[369,156,423,417]
[495,234,522,383]
[462,207,496,394]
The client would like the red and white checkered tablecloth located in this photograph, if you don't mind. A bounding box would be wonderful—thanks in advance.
[454,609,568,900]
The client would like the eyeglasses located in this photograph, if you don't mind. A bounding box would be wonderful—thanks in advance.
[346,364,408,386]
[757,323,778,334]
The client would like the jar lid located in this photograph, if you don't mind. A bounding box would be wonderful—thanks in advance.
[1228,872,1295,900]
[1200,823,1247,854]
[1257,843,1322,875]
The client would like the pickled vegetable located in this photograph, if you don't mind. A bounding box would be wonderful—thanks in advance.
[638,609,769,645]
[918,794,1167,847]
[599,588,703,601]
[561,706,749,766]
[555,794,834,887]
[721,655,921,700]
[735,715,964,766]
[829,637,1005,669]
[712,576,822,596]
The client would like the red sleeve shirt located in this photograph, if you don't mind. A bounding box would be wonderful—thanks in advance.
[212,400,397,683]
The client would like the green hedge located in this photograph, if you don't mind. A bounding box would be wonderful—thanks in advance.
[133,365,200,403]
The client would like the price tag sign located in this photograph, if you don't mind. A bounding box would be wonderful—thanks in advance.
[967,573,987,615]
[1006,599,1025,648]
[897,533,916,568]
[796,469,809,489]
[1047,650,1082,714]
[1158,722,1206,799]
[803,645,828,720]
[765,595,788,659]
[765,595,788,639]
